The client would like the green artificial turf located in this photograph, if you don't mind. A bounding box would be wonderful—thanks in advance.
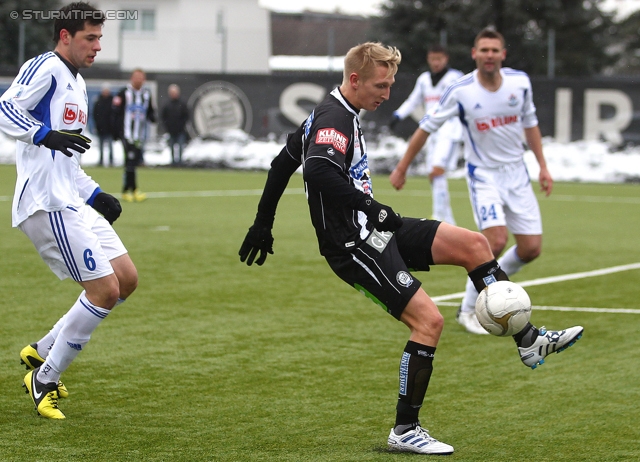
[0,165,638,461]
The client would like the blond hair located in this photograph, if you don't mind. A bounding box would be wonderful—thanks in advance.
[343,42,401,83]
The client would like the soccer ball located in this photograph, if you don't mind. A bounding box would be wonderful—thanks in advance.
[475,281,532,336]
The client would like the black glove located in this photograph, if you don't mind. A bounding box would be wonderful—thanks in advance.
[239,223,274,266]
[389,114,400,130]
[358,196,403,232]
[91,192,122,224]
[41,129,91,157]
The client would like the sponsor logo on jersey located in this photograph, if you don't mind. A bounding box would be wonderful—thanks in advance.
[304,111,314,137]
[508,94,519,106]
[13,86,24,99]
[63,103,87,125]
[326,147,335,156]
[366,229,392,253]
[66,83,73,91]
[396,271,414,288]
[63,103,78,124]
[349,155,369,180]
[475,114,518,132]
[315,127,347,154]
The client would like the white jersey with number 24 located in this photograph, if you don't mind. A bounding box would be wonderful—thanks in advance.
[419,68,539,169]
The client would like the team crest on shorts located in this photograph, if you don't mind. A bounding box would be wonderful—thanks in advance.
[396,271,413,288]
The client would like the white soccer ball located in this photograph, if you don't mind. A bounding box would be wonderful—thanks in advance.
[475,281,532,336]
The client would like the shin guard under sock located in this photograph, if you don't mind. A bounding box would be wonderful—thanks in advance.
[394,341,436,432]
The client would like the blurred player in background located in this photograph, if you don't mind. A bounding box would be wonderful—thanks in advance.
[113,68,155,202]
[161,83,190,166]
[389,45,463,224]
[92,83,115,167]
[0,2,138,419]
[239,41,583,455]
[390,28,554,336]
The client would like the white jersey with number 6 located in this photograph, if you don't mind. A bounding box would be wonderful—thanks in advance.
[0,52,99,227]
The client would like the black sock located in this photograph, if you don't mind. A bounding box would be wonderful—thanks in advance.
[512,322,539,347]
[468,259,509,293]
[394,341,436,433]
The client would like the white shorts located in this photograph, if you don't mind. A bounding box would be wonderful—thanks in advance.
[18,205,128,282]
[465,160,542,235]
[426,131,461,172]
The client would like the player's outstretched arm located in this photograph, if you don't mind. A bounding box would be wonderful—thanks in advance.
[239,144,301,266]
[389,128,429,190]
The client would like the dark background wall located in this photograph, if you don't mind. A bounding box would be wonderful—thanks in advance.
[1,68,639,145]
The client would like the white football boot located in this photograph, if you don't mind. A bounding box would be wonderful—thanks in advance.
[518,326,584,369]
[456,308,490,335]
[387,426,454,455]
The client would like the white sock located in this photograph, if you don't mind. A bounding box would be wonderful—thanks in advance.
[431,175,455,225]
[36,314,67,359]
[460,277,478,314]
[35,299,124,359]
[497,245,526,276]
[37,291,109,384]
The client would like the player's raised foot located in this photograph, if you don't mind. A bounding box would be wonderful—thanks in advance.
[133,189,147,202]
[456,307,489,335]
[518,326,584,369]
[20,344,69,398]
[23,369,65,420]
[388,426,454,455]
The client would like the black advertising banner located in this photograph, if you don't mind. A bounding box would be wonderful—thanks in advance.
[1,71,638,144]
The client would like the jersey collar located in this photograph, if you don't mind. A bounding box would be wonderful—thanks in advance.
[54,52,79,78]
[330,87,359,117]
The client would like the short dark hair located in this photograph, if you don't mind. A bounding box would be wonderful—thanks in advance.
[53,2,105,43]
[474,28,505,48]
[427,44,448,55]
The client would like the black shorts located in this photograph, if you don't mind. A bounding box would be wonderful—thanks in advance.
[325,218,441,320]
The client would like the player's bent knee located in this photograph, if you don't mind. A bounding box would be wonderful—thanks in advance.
[519,247,541,263]
[467,231,494,263]
[120,275,138,299]
[402,299,445,339]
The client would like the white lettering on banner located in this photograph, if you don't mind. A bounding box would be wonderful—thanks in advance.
[279,83,326,125]
[554,88,572,143]
[554,88,634,143]
[584,89,633,144]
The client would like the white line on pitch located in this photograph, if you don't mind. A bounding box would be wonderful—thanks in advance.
[432,263,640,313]
[436,300,640,314]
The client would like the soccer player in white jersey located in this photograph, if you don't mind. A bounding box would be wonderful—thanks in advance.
[389,45,463,224]
[0,2,138,419]
[391,28,581,352]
